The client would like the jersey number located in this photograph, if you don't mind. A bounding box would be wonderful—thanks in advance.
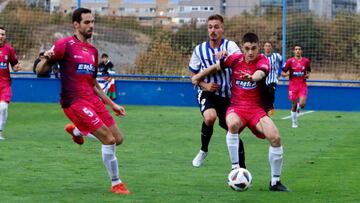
[82,107,94,117]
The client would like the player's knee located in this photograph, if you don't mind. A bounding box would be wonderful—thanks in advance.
[268,134,281,147]
[115,136,123,145]
[227,120,240,133]
[102,136,116,145]
[204,116,216,126]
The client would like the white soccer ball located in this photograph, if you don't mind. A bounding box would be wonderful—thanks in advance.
[227,168,252,191]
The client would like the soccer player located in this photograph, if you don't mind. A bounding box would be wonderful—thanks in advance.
[282,44,311,128]
[192,33,290,192]
[189,14,246,168]
[0,27,21,140]
[263,41,282,115]
[36,8,130,195]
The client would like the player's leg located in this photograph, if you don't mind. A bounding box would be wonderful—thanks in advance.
[0,101,8,140]
[192,92,217,167]
[217,99,246,169]
[63,101,129,195]
[256,116,290,192]
[225,109,244,170]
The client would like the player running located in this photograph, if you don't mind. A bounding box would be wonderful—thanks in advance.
[192,33,290,192]
[36,8,130,195]
[0,27,21,140]
[282,44,311,128]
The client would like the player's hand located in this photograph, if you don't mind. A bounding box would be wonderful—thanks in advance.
[191,74,202,85]
[44,49,54,60]
[239,71,253,82]
[214,51,228,60]
[201,82,220,92]
[12,63,22,72]
[112,104,126,117]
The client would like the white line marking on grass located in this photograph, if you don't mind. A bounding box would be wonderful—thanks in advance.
[281,110,315,120]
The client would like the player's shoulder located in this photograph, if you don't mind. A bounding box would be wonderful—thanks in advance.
[2,43,14,50]
[303,57,311,62]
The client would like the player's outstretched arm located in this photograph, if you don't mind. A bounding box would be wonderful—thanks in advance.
[93,79,125,117]
[241,70,266,82]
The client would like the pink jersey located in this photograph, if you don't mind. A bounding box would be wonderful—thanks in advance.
[50,36,99,108]
[283,57,311,84]
[224,53,270,108]
[0,43,18,88]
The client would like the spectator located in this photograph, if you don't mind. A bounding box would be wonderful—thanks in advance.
[33,52,51,78]
[98,53,114,75]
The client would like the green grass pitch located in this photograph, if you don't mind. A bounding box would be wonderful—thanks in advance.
[0,103,359,202]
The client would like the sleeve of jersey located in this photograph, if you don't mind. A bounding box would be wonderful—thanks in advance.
[9,46,19,67]
[188,47,201,74]
[51,39,67,62]
[93,50,99,78]
[306,59,311,72]
[282,59,290,72]
[257,56,270,76]
[227,41,241,54]
[221,54,236,69]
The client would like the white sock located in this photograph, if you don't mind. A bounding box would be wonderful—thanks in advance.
[269,146,283,186]
[226,131,239,169]
[296,103,301,116]
[291,111,297,124]
[102,144,122,186]
[0,102,8,132]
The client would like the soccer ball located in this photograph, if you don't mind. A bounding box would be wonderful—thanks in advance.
[227,168,252,191]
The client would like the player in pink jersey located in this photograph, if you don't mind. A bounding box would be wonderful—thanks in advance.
[192,33,290,192]
[282,44,311,128]
[36,8,130,195]
[0,27,21,140]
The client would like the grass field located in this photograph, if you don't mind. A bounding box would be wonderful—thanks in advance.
[0,103,359,203]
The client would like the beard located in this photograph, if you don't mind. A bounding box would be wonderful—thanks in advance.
[80,29,92,39]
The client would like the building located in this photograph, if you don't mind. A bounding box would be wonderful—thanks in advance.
[260,0,359,18]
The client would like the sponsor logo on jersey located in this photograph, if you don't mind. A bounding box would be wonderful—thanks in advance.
[235,80,257,90]
[293,71,304,77]
[74,55,83,59]
[0,61,8,69]
[76,63,95,74]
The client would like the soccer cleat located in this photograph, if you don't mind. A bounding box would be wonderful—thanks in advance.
[111,183,130,195]
[0,135,4,140]
[192,150,208,167]
[65,123,84,145]
[269,181,291,192]
[292,123,298,128]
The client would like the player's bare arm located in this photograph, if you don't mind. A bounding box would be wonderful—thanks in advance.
[12,62,21,72]
[281,71,289,77]
[241,70,266,82]
[214,50,228,60]
[36,50,54,74]
[93,79,125,117]
[191,63,222,86]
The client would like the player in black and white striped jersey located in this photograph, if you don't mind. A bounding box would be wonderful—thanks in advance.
[263,41,282,115]
[189,14,246,168]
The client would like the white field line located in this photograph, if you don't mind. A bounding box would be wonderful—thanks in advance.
[281,110,315,120]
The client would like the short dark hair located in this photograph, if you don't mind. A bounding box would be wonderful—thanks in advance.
[101,53,109,58]
[293,44,303,50]
[72,8,92,23]
[0,27,5,31]
[242,32,259,44]
[264,41,273,46]
[207,14,224,24]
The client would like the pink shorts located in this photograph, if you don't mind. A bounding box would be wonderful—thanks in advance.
[288,82,308,101]
[226,106,266,139]
[63,98,116,135]
[0,86,12,103]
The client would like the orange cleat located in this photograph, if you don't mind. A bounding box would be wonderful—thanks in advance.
[64,123,84,145]
[111,183,130,195]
